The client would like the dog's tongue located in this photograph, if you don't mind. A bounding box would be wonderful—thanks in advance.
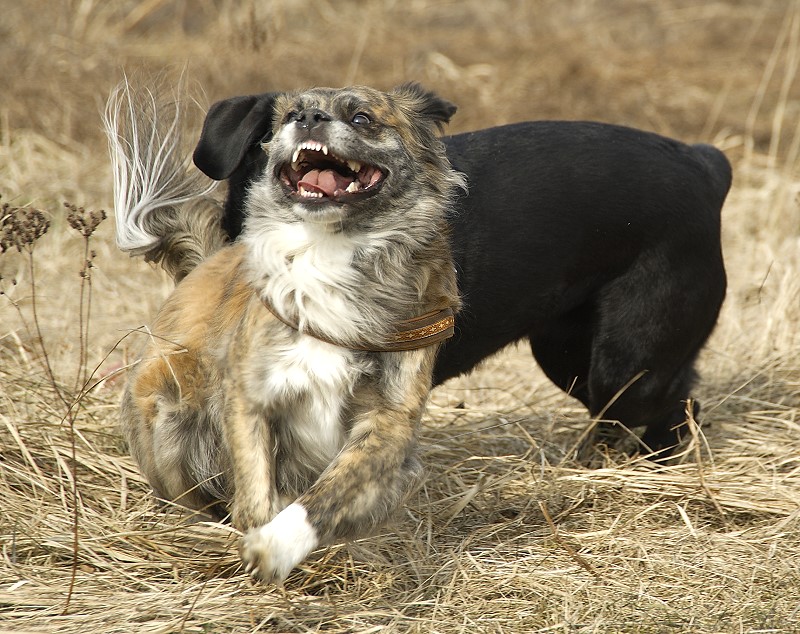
[298,169,352,196]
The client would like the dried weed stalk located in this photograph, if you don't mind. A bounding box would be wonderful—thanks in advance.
[1,195,107,615]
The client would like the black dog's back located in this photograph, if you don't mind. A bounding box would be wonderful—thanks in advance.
[437,121,730,382]
[436,121,729,452]
[192,101,731,453]
[690,142,733,205]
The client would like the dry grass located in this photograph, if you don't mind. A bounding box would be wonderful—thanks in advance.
[1,1,799,632]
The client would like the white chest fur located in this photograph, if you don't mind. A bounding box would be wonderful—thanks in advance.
[259,335,364,467]
[245,221,380,344]
[243,221,377,470]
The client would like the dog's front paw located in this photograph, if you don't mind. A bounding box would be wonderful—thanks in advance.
[239,502,318,585]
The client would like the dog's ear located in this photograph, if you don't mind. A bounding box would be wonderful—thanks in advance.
[392,82,458,131]
[193,92,281,180]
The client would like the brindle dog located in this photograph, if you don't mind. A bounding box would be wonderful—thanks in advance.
[106,81,463,584]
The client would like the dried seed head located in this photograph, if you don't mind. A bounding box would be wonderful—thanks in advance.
[65,202,107,238]
[1,203,50,253]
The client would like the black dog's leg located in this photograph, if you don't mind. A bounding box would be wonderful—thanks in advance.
[529,310,621,459]
[590,363,699,455]
[582,251,724,456]
[530,298,700,456]
[639,399,701,453]
[528,304,594,408]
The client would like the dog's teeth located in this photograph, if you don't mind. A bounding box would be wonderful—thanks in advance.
[292,148,301,165]
[346,181,359,193]
[347,160,361,173]
[299,186,323,199]
[322,145,328,156]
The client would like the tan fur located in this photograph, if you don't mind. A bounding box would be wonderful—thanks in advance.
[122,244,250,510]
[115,83,462,583]
[142,196,228,282]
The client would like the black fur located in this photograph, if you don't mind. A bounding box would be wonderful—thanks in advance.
[192,92,731,453]
[193,92,282,238]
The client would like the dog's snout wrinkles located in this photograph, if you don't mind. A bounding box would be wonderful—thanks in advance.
[296,108,332,129]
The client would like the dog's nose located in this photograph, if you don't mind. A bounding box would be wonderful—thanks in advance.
[295,108,332,129]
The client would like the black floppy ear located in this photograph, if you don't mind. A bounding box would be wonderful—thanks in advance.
[192,92,281,180]
[393,82,458,131]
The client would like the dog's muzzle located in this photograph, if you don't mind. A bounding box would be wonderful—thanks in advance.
[277,142,385,203]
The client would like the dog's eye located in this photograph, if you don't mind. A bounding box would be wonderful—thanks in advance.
[351,112,371,126]
[285,111,300,123]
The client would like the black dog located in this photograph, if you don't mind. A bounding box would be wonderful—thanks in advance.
[192,92,731,453]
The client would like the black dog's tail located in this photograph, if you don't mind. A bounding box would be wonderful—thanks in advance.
[104,76,227,283]
[691,143,733,207]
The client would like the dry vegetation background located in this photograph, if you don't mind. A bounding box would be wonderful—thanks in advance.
[1,0,800,632]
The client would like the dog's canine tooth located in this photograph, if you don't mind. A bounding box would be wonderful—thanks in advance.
[346,181,359,193]
[292,147,301,165]
[347,160,361,173]
[322,145,328,156]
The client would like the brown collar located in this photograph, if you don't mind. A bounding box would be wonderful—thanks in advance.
[259,293,455,352]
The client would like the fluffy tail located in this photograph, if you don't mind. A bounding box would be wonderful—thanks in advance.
[104,76,227,282]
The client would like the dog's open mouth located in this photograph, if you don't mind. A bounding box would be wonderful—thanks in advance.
[279,141,385,202]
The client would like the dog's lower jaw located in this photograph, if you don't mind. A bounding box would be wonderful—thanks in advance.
[240,502,318,585]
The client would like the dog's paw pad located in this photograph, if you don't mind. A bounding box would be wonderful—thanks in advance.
[239,502,318,585]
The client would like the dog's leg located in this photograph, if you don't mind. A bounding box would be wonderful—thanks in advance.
[528,305,594,408]
[224,380,278,532]
[584,250,724,457]
[123,339,232,508]
[528,311,620,461]
[640,398,700,452]
[239,349,432,585]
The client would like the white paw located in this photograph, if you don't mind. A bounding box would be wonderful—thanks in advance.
[239,502,318,585]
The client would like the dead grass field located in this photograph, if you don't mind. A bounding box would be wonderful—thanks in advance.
[1,1,799,632]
